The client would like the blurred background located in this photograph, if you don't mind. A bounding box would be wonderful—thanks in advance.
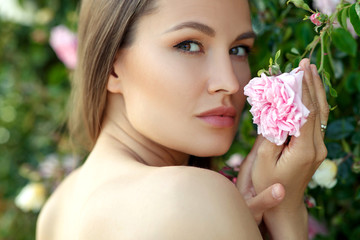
[0,0,359,239]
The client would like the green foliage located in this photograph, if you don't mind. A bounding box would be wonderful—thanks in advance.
[349,3,360,36]
[332,28,357,56]
[0,0,78,239]
[241,0,360,239]
[0,0,359,239]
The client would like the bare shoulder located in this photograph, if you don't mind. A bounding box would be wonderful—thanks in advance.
[36,168,81,240]
[78,166,262,240]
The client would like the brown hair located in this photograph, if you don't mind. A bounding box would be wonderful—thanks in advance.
[69,0,156,150]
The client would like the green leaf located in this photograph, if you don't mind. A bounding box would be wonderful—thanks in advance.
[274,50,281,63]
[326,118,355,140]
[354,145,360,157]
[323,71,338,97]
[323,71,331,84]
[269,57,273,66]
[345,72,360,93]
[330,88,338,97]
[284,63,293,72]
[329,105,337,111]
[356,188,360,201]
[287,0,313,12]
[331,28,358,56]
[356,3,360,17]
[257,69,267,76]
[342,139,352,153]
[305,35,320,51]
[338,7,349,29]
[349,3,360,37]
[290,48,300,55]
[352,131,360,144]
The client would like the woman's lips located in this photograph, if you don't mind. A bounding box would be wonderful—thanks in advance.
[197,106,236,128]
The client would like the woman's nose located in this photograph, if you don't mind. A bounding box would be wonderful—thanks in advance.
[207,54,240,95]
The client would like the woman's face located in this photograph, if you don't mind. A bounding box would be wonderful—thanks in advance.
[112,0,254,157]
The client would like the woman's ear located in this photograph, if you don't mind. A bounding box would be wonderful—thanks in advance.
[107,54,123,93]
[107,68,122,93]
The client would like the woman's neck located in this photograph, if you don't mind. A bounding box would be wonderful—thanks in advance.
[94,97,190,167]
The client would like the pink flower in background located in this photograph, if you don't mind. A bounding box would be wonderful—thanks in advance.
[226,154,244,169]
[49,25,77,69]
[308,215,328,239]
[244,67,310,145]
[310,12,322,26]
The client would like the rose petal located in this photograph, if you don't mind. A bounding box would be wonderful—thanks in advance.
[244,67,309,145]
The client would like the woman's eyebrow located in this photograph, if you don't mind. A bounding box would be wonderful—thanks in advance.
[164,21,256,41]
[235,31,257,41]
[164,21,215,37]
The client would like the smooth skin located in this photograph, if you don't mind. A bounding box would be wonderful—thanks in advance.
[37,0,329,239]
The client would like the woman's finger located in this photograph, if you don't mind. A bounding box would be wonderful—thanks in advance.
[290,60,317,149]
[256,138,284,173]
[310,64,329,139]
[246,183,285,225]
[300,59,318,111]
[310,64,329,163]
[236,135,266,196]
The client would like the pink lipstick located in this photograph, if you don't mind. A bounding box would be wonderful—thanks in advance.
[197,106,237,128]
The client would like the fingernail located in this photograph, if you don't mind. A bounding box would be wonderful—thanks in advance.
[272,185,282,200]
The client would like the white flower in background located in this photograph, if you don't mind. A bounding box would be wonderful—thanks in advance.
[309,159,338,189]
[313,0,340,15]
[15,182,46,212]
[226,154,244,169]
[63,154,80,174]
[39,154,61,179]
[0,0,36,25]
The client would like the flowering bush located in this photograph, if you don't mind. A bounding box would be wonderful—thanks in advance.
[0,0,359,239]
[241,0,360,239]
[0,0,79,238]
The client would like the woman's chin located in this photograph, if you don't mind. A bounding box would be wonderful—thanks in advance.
[190,143,232,158]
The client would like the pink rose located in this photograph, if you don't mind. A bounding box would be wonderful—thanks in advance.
[244,67,310,145]
[308,215,328,239]
[49,25,77,69]
[310,12,322,26]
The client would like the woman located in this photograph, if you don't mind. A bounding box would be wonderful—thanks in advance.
[37,0,329,239]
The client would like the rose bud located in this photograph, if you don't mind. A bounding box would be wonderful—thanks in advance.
[310,12,323,26]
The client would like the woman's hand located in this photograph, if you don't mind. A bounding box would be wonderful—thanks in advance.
[236,136,286,225]
[250,59,329,239]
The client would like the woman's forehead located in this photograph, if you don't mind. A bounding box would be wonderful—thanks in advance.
[138,0,252,35]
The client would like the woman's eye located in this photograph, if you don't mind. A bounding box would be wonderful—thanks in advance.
[174,40,202,53]
[229,46,250,57]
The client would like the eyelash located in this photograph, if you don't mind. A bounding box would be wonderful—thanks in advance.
[173,40,252,58]
[173,40,204,55]
[229,45,252,58]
